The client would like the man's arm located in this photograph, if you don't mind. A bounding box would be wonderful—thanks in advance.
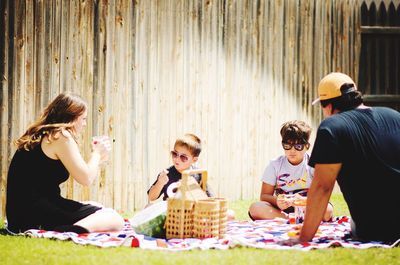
[299,163,341,242]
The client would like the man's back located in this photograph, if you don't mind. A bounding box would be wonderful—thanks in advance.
[310,107,400,242]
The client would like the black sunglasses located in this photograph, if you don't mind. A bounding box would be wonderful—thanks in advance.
[281,142,309,151]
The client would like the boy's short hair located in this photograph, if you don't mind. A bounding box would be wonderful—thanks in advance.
[280,120,311,144]
[174,133,202,157]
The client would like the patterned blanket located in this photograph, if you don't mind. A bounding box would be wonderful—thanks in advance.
[24,217,399,251]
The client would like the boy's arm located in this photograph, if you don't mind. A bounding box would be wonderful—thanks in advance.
[148,181,164,201]
[148,169,169,201]
[260,161,284,207]
[260,182,278,207]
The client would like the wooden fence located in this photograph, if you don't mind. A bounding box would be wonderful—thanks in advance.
[0,0,375,216]
[359,0,400,110]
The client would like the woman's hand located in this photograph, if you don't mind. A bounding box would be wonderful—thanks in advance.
[53,130,108,186]
[91,136,111,163]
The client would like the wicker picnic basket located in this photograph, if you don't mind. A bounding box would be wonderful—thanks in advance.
[213,197,228,238]
[165,169,227,239]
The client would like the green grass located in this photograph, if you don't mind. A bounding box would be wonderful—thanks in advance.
[1,192,399,265]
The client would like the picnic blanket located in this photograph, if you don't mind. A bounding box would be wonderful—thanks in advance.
[23,216,399,251]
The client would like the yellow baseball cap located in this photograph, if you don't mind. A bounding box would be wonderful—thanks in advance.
[312,72,357,105]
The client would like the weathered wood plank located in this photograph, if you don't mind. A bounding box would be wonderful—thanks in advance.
[363,94,400,102]
[0,0,10,219]
[360,26,400,34]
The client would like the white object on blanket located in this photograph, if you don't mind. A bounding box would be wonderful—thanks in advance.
[129,200,167,238]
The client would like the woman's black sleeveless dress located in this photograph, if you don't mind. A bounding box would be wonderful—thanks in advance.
[6,143,101,233]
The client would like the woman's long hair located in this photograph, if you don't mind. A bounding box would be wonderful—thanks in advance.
[15,93,87,150]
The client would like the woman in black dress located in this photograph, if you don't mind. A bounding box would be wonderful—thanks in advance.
[6,93,124,234]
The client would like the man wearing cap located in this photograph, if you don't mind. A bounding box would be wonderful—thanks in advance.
[298,72,400,243]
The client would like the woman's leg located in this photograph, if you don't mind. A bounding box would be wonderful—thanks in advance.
[74,208,125,232]
[248,201,287,220]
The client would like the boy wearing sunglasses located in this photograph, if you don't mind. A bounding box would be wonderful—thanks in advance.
[147,133,213,202]
[248,120,333,221]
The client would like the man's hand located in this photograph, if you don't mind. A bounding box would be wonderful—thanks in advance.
[279,227,308,246]
[279,237,303,246]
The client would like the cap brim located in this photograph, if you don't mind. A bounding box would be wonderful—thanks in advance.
[311,98,320,105]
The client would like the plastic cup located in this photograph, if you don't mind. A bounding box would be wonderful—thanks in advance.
[294,206,306,224]
[289,213,296,224]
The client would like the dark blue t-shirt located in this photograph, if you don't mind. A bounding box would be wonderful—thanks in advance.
[309,107,400,242]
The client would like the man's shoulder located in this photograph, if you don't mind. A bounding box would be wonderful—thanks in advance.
[371,106,400,116]
[318,111,356,130]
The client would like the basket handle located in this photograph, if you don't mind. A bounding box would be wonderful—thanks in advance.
[181,169,208,192]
